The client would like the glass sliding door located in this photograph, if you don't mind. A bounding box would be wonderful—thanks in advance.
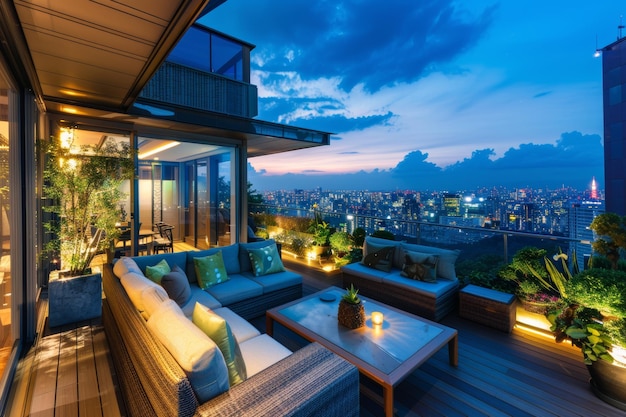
[0,80,13,394]
[134,137,238,250]
[196,160,209,249]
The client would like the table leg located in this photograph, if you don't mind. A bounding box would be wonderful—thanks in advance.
[383,384,394,417]
[266,315,274,336]
[449,334,458,366]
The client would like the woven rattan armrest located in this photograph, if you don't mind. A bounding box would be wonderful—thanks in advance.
[194,342,359,417]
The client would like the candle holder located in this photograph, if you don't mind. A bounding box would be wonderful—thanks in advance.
[371,311,384,326]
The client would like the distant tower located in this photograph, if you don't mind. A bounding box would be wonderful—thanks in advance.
[591,177,598,200]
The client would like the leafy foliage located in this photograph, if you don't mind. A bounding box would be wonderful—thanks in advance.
[590,213,626,270]
[566,268,626,318]
[329,231,353,254]
[42,136,134,275]
[371,230,395,240]
[342,284,361,304]
[547,306,615,365]
[351,227,366,247]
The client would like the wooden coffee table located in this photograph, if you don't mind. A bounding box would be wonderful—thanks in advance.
[266,286,458,417]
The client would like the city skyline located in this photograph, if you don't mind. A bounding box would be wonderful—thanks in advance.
[202,1,622,191]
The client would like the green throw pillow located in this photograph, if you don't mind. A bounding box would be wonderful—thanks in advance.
[145,259,171,284]
[400,251,438,283]
[247,244,285,276]
[192,302,247,386]
[194,251,229,289]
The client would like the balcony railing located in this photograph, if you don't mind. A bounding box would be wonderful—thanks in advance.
[141,62,258,118]
[250,204,592,271]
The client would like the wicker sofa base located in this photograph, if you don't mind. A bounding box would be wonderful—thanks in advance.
[459,284,516,333]
[342,271,459,321]
[227,284,302,320]
[103,265,360,417]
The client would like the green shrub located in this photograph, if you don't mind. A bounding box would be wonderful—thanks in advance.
[566,268,626,318]
[329,231,353,254]
[371,230,395,241]
[352,228,366,247]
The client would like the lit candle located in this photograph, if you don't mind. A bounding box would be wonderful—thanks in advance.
[371,311,384,326]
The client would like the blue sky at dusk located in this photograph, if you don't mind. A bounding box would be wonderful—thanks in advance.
[201,1,623,192]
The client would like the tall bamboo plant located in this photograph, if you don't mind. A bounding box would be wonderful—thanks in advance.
[42,132,135,276]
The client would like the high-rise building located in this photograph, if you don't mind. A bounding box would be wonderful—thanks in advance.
[600,36,626,215]
[569,200,605,268]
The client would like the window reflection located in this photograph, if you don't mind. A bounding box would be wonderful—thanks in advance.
[0,84,12,383]
[168,25,245,81]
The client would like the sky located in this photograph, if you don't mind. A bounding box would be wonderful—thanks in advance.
[201,1,624,192]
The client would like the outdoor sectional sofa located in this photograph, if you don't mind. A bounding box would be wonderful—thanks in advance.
[341,236,461,321]
[103,239,360,417]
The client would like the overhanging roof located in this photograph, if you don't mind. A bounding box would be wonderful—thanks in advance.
[2,0,330,156]
[7,0,210,111]
[46,99,331,157]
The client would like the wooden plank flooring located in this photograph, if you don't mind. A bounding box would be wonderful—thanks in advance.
[19,308,124,417]
[18,254,626,417]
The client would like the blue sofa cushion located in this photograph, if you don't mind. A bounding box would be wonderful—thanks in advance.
[241,270,302,293]
[340,262,389,283]
[205,275,263,305]
[383,274,459,298]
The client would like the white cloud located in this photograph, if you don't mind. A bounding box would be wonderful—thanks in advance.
[251,66,602,175]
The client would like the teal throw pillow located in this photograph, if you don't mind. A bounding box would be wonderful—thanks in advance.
[363,246,395,272]
[192,302,247,386]
[194,251,229,289]
[247,244,285,276]
[145,259,171,284]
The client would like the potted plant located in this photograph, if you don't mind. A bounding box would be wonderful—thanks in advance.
[547,266,626,410]
[337,284,365,329]
[499,246,572,314]
[307,209,334,258]
[42,130,134,326]
[43,132,135,275]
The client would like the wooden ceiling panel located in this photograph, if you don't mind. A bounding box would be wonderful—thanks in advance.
[13,0,209,110]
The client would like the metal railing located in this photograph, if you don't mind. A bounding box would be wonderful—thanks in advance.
[250,204,591,267]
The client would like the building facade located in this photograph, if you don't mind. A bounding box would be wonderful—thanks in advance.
[0,1,329,412]
[601,36,626,216]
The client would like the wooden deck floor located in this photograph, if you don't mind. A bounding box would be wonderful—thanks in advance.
[15,255,626,417]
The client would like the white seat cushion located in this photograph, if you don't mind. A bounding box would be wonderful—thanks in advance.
[238,334,292,377]
[147,299,229,403]
[213,307,260,343]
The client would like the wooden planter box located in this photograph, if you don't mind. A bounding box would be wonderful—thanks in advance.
[459,284,516,333]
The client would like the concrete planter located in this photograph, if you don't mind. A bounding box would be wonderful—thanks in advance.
[48,271,102,327]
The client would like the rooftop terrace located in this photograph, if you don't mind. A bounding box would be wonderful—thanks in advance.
[8,250,625,417]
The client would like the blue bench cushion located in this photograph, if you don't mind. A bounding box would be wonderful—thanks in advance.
[205,275,263,305]
[460,284,515,304]
[341,262,388,283]
[383,274,459,298]
[241,270,302,293]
